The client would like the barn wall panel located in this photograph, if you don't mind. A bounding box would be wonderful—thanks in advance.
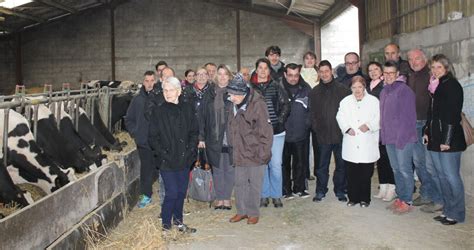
[0,40,16,94]
[362,15,474,206]
[6,0,311,89]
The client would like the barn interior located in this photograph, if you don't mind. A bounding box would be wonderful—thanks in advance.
[0,0,473,248]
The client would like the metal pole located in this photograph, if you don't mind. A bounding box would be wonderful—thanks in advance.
[33,104,39,141]
[3,108,9,166]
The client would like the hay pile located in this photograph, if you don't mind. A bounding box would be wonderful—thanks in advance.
[0,202,20,218]
[103,131,136,162]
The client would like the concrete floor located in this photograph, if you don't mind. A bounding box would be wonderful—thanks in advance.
[169,178,473,250]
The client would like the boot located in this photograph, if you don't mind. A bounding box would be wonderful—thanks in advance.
[373,184,388,199]
[383,184,397,202]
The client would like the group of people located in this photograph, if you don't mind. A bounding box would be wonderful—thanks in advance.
[125,43,467,233]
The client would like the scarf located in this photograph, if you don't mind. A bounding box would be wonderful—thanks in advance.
[428,75,439,94]
[370,78,382,91]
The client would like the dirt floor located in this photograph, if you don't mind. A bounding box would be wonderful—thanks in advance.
[95,168,474,249]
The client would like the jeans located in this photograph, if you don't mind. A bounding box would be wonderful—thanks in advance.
[429,151,465,222]
[315,143,346,198]
[262,132,285,198]
[160,168,189,229]
[137,147,155,198]
[413,120,442,204]
[386,143,415,203]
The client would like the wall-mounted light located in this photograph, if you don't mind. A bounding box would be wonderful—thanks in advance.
[0,0,33,9]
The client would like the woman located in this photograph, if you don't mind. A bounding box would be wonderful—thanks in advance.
[200,64,235,210]
[424,54,466,225]
[367,62,396,202]
[250,58,290,208]
[148,76,199,233]
[336,76,380,207]
[380,61,418,214]
[300,51,320,88]
[300,51,320,181]
[227,73,273,225]
[181,69,195,87]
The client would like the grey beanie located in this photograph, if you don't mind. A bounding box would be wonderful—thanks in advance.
[227,73,249,95]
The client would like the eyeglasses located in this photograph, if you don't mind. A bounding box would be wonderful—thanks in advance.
[345,61,359,66]
[196,73,208,77]
[383,71,397,76]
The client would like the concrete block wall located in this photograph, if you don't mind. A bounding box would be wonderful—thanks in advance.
[0,40,15,94]
[362,15,474,205]
[0,0,311,92]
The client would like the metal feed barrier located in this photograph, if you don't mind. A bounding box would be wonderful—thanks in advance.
[0,83,137,166]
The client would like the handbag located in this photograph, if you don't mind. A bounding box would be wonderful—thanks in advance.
[187,149,216,202]
[461,112,473,147]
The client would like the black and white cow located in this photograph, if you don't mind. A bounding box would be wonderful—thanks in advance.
[33,104,94,173]
[0,109,75,194]
[0,159,33,208]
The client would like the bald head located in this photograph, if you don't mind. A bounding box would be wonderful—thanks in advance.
[407,49,427,72]
[384,43,401,62]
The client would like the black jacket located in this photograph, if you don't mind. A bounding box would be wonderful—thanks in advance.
[309,78,351,144]
[148,99,199,171]
[407,66,431,120]
[336,68,367,88]
[283,77,311,142]
[125,86,155,148]
[367,80,384,99]
[250,78,290,134]
[425,73,466,152]
[270,61,285,81]
[200,86,233,167]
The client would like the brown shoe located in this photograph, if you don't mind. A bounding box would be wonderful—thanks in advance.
[229,214,248,223]
[247,216,259,224]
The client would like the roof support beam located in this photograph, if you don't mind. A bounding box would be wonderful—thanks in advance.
[286,0,295,15]
[0,6,45,23]
[34,0,77,14]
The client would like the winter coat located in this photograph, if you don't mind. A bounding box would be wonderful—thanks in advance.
[283,78,311,143]
[250,78,290,135]
[367,80,384,100]
[380,77,417,149]
[407,66,431,120]
[227,89,273,167]
[424,73,466,152]
[125,86,155,148]
[336,68,368,88]
[309,78,351,144]
[336,92,380,163]
[148,99,199,171]
[200,86,233,167]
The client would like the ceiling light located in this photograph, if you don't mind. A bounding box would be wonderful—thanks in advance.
[0,0,32,9]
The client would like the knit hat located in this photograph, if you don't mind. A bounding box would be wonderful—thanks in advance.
[227,73,249,95]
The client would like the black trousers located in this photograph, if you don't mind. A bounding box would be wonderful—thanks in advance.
[376,144,395,184]
[283,138,309,195]
[138,146,156,197]
[346,161,374,203]
[311,130,319,177]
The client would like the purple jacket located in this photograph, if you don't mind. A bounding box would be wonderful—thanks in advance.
[380,78,417,149]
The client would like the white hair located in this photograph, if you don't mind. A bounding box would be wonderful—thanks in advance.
[163,76,181,89]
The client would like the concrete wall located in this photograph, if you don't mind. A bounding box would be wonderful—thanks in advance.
[362,15,474,206]
[0,0,312,92]
[0,40,15,94]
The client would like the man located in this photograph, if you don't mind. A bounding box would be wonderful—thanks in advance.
[336,52,366,88]
[155,61,168,81]
[227,73,273,225]
[407,49,443,213]
[125,71,157,208]
[250,58,290,208]
[384,43,410,76]
[204,62,218,83]
[309,60,351,202]
[265,45,285,80]
[240,67,251,82]
[281,63,311,199]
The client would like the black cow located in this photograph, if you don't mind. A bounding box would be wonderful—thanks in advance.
[0,159,32,208]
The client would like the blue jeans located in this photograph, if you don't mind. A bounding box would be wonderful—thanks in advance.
[429,151,465,222]
[160,168,189,229]
[386,143,415,203]
[413,120,442,204]
[262,132,285,198]
[315,143,346,198]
